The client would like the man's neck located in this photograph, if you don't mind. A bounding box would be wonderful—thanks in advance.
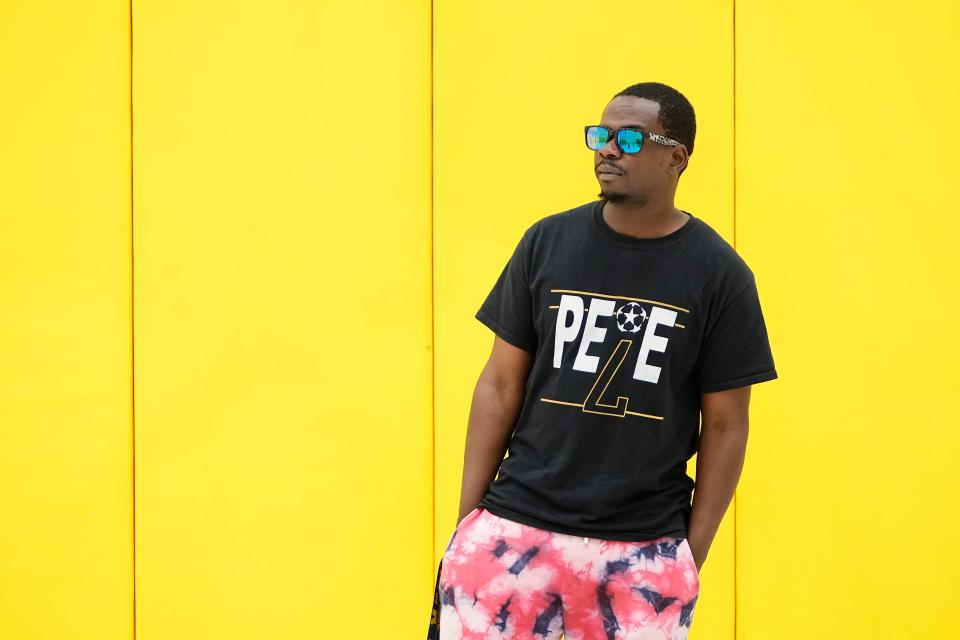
[602,199,688,239]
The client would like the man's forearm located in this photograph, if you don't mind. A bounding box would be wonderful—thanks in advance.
[689,425,749,570]
[457,379,525,524]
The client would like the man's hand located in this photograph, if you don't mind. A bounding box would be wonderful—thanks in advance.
[456,335,532,530]
[688,538,710,573]
[688,384,754,577]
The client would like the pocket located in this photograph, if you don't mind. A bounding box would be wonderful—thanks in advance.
[431,508,484,640]
[453,506,485,539]
[443,506,483,559]
[680,538,701,583]
[457,506,482,527]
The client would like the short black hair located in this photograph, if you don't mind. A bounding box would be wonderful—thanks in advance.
[613,82,696,175]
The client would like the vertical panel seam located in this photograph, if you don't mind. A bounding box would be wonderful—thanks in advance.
[429,0,436,583]
[732,1,738,639]
[129,0,137,637]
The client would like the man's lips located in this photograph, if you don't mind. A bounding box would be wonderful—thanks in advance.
[597,165,622,175]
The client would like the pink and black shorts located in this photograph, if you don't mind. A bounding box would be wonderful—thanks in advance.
[427,506,699,640]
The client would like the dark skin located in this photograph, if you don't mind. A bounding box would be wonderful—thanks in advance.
[456,337,532,524]
[457,96,754,575]
[594,95,690,238]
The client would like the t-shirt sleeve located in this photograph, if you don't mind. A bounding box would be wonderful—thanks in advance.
[474,230,537,353]
[696,276,778,393]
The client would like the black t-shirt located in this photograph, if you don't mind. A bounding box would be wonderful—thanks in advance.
[474,198,778,541]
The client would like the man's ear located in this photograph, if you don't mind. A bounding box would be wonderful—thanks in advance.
[672,145,689,173]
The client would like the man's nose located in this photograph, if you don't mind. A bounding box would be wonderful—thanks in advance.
[599,137,621,157]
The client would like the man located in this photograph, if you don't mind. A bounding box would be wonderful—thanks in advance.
[428,81,777,639]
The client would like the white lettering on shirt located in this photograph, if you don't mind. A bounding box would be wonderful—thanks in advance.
[633,306,678,383]
[573,298,616,373]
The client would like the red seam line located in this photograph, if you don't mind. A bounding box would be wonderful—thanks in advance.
[129,0,136,637]
[429,0,437,586]
[732,1,738,639]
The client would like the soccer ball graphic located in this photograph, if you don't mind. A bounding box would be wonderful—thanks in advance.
[615,302,648,333]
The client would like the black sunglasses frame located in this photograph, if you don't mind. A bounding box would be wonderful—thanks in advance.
[584,125,681,154]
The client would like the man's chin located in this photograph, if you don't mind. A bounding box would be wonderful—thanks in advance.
[598,190,628,203]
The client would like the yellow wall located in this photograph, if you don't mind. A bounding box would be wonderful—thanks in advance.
[1,1,957,639]
[0,2,134,639]
[736,2,960,638]
[132,1,432,639]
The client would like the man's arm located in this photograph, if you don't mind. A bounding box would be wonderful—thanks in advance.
[456,335,533,526]
[689,385,753,571]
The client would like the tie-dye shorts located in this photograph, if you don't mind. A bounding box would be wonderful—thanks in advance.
[427,506,699,640]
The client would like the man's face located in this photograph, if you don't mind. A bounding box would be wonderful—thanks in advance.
[594,96,685,205]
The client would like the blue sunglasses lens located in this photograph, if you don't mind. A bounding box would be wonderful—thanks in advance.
[617,129,644,153]
[586,126,610,150]
[586,126,645,153]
